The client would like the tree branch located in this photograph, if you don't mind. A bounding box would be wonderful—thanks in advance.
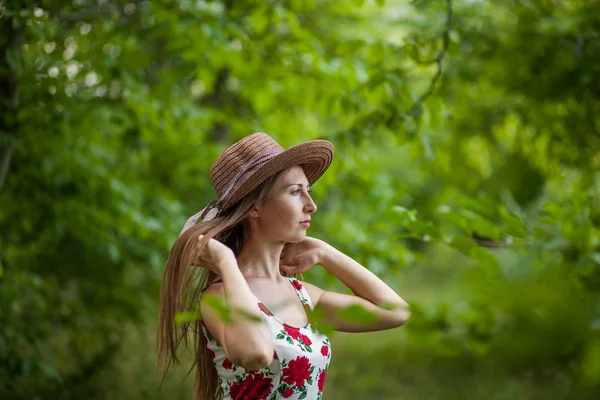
[406,0,453,116]
[57,4,120,22]
[0,142,15,192]
[0,9,23,193]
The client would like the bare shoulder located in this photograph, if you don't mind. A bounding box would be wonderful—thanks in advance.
[200,282,226,318]
[297,280,325,305]
[199,282,227,345]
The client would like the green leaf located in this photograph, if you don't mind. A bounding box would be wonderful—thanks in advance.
[40,362,63,382]
[419,133,435,161]
[469,216,502,240]
[500,208,527,238]
[581,339,600,386]
[572,193,592,213]
[438,206,469,232]
[408,219,440,239]
[5,47,22,74]
[392,206,418,223]
[456,196,497,219]
[299,391,308,400]
[336,304,378,326]
[449,235,475,256]
[286,10,304,37]
[305,345,312,352]
[544,202,568,220]
[469,247,499,273]
[276,333,285,340]
[249,8,269,34]
[286,337,294,345]
[174,310,202,325]
[203,295,232,323]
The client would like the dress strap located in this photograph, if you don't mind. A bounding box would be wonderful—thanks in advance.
[201,277,223,293]
[287,277,314,311]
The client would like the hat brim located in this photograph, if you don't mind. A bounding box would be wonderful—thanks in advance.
[222,139,334,209]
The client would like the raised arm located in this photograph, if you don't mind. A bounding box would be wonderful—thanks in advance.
[200,242,273,370]
[281,238,411,332]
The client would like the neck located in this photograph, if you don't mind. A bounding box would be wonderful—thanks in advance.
[236,235,286,280]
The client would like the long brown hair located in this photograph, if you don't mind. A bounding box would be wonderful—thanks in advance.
[157,171,281,400]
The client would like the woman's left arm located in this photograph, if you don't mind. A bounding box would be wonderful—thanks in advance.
[281,238,411,333]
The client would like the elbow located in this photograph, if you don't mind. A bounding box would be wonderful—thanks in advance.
[228,341,274,370]
[398,307,411,326]
[388,306,411,328]
[238,350,274,371]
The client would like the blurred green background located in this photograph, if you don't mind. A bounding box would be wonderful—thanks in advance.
[1,0,599,399]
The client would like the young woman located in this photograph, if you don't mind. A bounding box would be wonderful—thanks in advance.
[157,132,410,400]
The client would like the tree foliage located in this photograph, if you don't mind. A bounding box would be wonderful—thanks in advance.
[1,0,599,398]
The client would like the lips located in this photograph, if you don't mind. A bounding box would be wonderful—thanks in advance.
[299,220,311,228]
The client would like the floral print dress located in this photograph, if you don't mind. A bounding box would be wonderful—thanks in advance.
[201,277,332,400]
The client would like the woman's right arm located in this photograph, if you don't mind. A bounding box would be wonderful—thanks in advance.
[200,252,273,370]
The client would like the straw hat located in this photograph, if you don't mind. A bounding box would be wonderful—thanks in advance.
[180,132,334,233]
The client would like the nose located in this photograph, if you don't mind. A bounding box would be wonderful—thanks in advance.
[304,192,317,214]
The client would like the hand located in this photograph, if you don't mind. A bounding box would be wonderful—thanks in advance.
[194,235,235,274]
[279,237,328,275]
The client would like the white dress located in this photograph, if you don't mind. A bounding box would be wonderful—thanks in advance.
[201,277,332,399]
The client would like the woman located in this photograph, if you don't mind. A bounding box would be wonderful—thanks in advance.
[157,132,410,400]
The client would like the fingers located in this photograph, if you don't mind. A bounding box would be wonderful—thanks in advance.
[280,262,308,275]
[279,249,292,264]
[279,264,296,274]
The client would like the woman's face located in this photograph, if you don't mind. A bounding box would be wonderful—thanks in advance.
[253,166,317,243]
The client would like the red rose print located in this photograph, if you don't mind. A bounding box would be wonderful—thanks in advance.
[245,376,273,400]
[282,387,294,398]
[300,334,312,346]
[284,325,302,341]
[229,373,273,400]
[321,345,328,357]
[258,302,273,316]
[273,351,279,360]
[292,280,303,291]
[222,359,233,370]
[207,348,215,360]
[282,356,312,387]
[229,379,251,400]
[318,369,327,392]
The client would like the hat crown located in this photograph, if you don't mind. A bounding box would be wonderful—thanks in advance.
[209,132,284,200]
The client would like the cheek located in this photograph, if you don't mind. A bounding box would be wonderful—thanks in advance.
[272,206,296,225]
[262,199,299,227]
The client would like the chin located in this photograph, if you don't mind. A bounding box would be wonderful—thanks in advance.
[283,232,306,243]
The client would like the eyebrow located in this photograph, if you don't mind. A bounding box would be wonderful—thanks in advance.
[286,183,311,188]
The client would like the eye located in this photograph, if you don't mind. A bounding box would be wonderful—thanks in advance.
[291,186,311,195]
